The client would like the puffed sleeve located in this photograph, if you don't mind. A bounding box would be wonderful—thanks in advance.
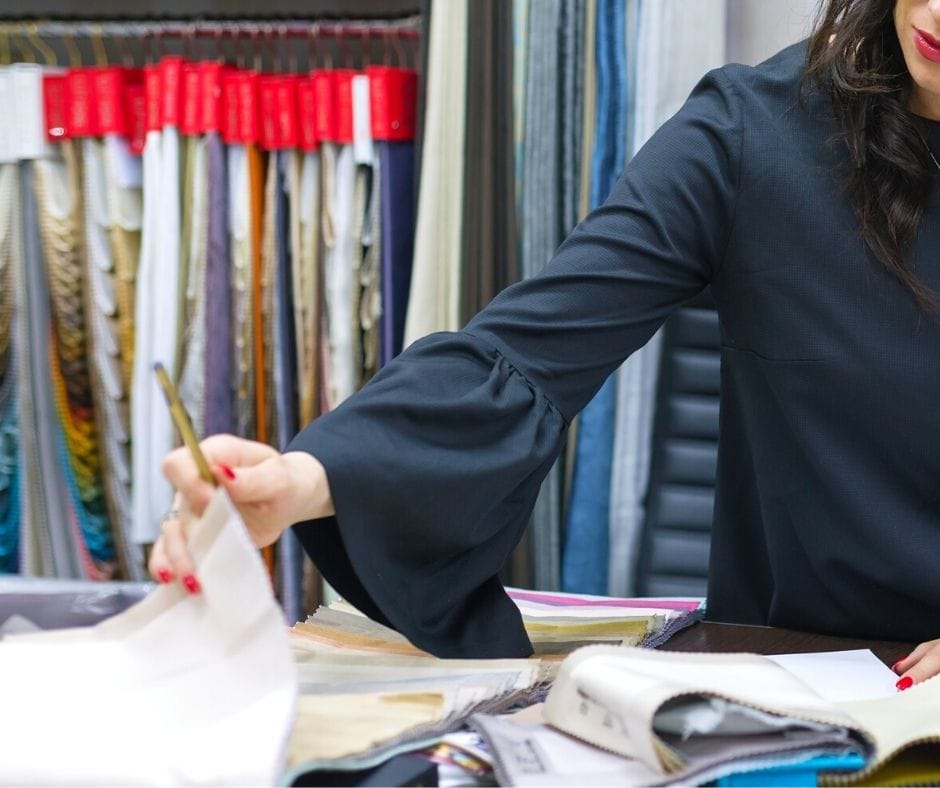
[287,68,742,657]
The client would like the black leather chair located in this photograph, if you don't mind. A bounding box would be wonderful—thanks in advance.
[633,289,720,597]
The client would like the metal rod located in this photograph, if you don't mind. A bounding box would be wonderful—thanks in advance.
[4,18,421,42]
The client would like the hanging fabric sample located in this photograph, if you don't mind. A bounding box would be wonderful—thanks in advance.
[519,0,565,591]
[353,71,381,387]
[562,0,628,595]
[403,0,469,345]
[131,57,183,544]
[81,122,143,579]
[320,70,360,409]
[221,69,257,441]
[606,0,727,596]
[178,62,211,441]
[202,62,234,438]
[370,64,418,366]
[31,66,116,581]
[294,78,322,428]
[460,0,520,326]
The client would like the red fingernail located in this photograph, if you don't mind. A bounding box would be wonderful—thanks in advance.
[891,659,905,672]
[157,569,172,584]
[183,575,201,594]
[219,463,236,480]
[896,676,914,691]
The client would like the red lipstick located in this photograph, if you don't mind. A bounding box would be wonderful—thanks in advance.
[914,27,940,63]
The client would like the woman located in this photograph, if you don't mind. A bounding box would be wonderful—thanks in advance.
[154,0,940,684]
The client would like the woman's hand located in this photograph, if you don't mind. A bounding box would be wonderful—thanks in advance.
[148,433,334,590]
[892,639,940,689]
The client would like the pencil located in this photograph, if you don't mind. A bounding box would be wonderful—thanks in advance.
[153,362,215,485]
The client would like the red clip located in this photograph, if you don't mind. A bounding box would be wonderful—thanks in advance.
[220,67,240,144]
[66,68,98,138]
[236,70,259,145]
[123,69,146,155]
[42,73,70,141]
[159,55,184,129]
[330,69,355,144]
[201,62,223,134]
[258,74,279,150]
[296,76,318,152]
[311,69,334,143]
[366,66,418,142]
[274,76,299,149]
[180,62,202,136]
[144,64,162,133]
[93,66,125,136]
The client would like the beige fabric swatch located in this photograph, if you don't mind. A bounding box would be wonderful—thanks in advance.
[0,490,296,786]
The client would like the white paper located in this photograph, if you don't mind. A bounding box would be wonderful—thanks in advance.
[0,490,297,786]
[769,649,898,702]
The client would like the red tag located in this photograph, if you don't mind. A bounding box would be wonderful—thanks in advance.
[180,62,202,136]
[275,76,299,149]
[43,74,69,141]
[144,64,162,133]
[258,75,278,150]
[366,66,418,141]
[331,69,355,144]
[296,77,318,152]
[236,70,259,144]
[220,68,240,144]
[67,68,97,138]
[201,62,223,134]
[160,56,184,128]
[93,67,125,136]
[311,69,334,143]
[124,78,146,155]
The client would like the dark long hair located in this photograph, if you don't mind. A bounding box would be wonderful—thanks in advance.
[805,0,937,310]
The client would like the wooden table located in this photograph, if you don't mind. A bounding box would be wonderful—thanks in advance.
[666,621,915,666]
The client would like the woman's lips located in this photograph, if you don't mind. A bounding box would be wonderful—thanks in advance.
[914,27,940,63]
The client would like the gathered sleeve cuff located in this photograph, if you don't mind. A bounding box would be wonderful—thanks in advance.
[287,331,567,658]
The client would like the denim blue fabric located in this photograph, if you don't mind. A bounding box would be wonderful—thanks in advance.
[562,0,628,594]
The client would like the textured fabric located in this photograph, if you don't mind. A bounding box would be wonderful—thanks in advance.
[203,131,233,437]
[103,135,143,577]
[607,0,727,596]
[34,147,115,579]
[562,0,628,595]
[285,43,940,657]
[403,0,469,345]
[82,136,143,580]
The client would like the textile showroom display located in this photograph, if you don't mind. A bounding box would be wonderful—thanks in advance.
[0,20,420,619]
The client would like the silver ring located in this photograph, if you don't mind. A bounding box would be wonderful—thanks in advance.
[159,509,181,533]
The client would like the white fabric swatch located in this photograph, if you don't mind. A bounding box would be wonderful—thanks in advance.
[0,490,297,785]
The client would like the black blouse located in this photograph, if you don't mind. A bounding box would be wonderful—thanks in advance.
[288,42,940,658]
